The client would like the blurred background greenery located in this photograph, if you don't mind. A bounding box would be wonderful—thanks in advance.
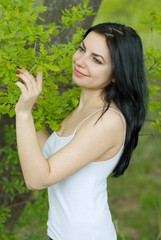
[95,1,161,239]
[94,0,161,50]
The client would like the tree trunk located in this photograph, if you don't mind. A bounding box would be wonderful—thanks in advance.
[39,0,103,44]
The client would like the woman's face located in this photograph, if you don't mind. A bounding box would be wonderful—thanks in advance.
[72,31,113,90]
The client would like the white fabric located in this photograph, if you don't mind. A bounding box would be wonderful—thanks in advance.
[43,108,126,240]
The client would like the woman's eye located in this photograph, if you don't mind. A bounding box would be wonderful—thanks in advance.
[93,57,102,64]
[78,46,85,52]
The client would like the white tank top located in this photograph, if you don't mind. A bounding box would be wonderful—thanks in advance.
[43,107,126,240]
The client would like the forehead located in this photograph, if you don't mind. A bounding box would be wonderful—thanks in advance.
[83,31,110,59]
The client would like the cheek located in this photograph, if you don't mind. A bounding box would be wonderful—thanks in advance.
[99,68,112,85]
[104,65,112,79]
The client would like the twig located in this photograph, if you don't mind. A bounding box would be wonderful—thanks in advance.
[145,119,156,123]
[139,133,155,137]
[6,199,32,209]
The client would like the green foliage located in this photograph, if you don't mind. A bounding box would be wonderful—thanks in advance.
[94,0,161,43]
[0,125,27,196]
[145,46,161,113]
[14,190,48,240]
[0,0,92,130]
[145,10,161,132]
[61,1,93,28]
[0,123,48,239]
[149,11,161,31]
[144,26,161,132]
[0,124,29,239]
[0,1,92,238]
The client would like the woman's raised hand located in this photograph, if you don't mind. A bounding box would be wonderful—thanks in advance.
[14,67,43,116]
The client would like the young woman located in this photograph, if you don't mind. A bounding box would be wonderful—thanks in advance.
[15,22,148,240]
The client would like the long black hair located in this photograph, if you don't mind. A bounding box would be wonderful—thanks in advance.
[84,22,148,177]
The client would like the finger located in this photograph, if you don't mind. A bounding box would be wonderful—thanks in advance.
[16,71,39,94]
[36,72,43,91]
[14,81,28,95]
[17,67,35,82]
[16,68,42,94]
[16,73,35,93]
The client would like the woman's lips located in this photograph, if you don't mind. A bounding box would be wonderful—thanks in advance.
[73,67,88,78]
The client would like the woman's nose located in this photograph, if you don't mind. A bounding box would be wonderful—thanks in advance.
[76,54,87,67]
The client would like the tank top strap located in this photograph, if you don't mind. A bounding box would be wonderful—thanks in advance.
[73,107,126,143]
[73,108,106,135]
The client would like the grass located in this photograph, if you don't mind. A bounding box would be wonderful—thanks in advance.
[108,114,161,240]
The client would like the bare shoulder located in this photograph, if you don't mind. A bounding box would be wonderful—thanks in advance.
[73,106,125,150]
[74,106,125,135]
[101,107,125,130]
[99,108,125,143]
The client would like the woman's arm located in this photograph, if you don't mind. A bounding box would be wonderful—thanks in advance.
[36,129,49,150]
[16,112,50,190]
[15,68,50,190]
[15,68,124,191]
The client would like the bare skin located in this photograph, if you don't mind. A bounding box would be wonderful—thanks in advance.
[15,32,125,190]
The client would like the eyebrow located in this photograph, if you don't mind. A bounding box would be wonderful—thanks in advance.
[81,41,106,63]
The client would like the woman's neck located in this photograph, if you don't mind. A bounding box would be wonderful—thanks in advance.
[77,88,106,111]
